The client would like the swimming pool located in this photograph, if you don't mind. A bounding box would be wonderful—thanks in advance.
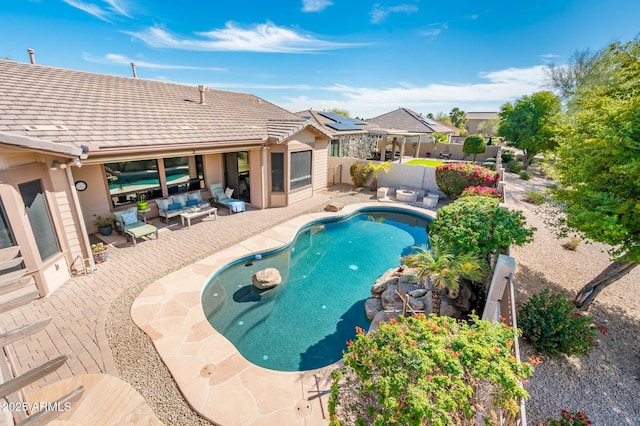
[201,208,430,371]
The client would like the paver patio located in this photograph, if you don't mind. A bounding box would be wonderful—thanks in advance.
[0,186,368,420]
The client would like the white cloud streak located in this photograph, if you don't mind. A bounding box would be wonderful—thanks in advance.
[370,3,419,24]
[301,0,333,12]
[126,22,362,53]
[273,65,549,118]
[62,0,110,21]
[62,0,132,21]
[82,53,227,71]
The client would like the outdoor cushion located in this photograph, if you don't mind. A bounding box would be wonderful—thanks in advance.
[172,193,188,207]
[113,206,137,225]
[187,192,203,202]
[213,190,228,202]
[168,203,182,210]
[121,211,138,226]
[156,199,170,211]
[186,199,199,206]
[225,187,234,198]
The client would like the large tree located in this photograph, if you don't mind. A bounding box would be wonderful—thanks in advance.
[550,37,640,309]
[449,107,468,132]
[498,91,561,170]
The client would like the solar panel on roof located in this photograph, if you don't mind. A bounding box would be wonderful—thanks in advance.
[326,122,363,131]
[318,111,367,125]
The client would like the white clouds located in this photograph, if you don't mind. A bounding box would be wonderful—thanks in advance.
[62,0,110,21]
[419,23,448,38]
[62,0,131,21]
[370,3,419,24]
[82,53,227,71]
[126,22,361,53]
[275,65,548,118]
[301,0,333,12]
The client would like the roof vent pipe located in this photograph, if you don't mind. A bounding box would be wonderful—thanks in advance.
[198,85,206,105]
[27,48,35,64]
[130,62,137,78]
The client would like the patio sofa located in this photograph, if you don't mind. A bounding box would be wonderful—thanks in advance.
[155,191,210,224]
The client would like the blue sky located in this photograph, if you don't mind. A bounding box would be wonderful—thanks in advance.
[2,0,639,118]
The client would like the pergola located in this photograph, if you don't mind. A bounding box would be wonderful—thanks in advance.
[367,128,432,163]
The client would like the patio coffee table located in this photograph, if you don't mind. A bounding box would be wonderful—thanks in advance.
[179,207,217,228]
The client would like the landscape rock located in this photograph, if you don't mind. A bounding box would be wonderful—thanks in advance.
[369,310,401,333]
[440,299,463,319]
[407,296,424,312]
[371,277,398,296]
[364,298,382,320]
[408,288,428,298]
[324,202,344,212]
[380,285,404,311]
[252,268,282,289]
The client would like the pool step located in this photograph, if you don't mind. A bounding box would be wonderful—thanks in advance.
[309,224,325,235]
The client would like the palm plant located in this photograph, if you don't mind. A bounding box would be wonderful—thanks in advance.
[401,235,485,315]
[368,161,392,190]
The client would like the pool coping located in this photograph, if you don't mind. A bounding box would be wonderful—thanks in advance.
[130,202,436,425]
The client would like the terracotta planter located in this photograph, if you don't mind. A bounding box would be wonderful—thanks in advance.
[92,248,109,264]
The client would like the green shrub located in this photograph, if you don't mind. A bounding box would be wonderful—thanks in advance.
[515,154,524,161]
[482,161,497,171]
[506,160,524,173]
[523,191,546,205]
[501,150,514,163]
[349,162,372,187]
[462,134,486,162]
[429,196,535,267]
[538,410,593,426]
[483,157,496,163]
[519,289,600,356]
[519,171,532,180]
[435,163,499,198]
[329,315,533,425]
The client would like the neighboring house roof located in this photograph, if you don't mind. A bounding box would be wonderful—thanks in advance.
[296,109,368,138]
[0,60,325,158]
[366,108,453,135]
[466,112,499,121]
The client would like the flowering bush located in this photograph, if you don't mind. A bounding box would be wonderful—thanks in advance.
[429,196,535,268]
[435,163,499,198]
[329,314,533,425]
[519,289,604,356]
[537,410,593,426]
[461,185,502,199]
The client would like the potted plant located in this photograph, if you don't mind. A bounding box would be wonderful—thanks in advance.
[91,242,109,263]
[94,215,113,236]
[136,193,148,211]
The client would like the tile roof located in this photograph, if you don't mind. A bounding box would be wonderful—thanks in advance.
[366,108,453,134]
[0,60,315,157]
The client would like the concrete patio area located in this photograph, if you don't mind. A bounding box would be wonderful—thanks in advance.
[0,185,387,424]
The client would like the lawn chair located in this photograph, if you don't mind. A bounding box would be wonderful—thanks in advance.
[113,207,158,246]
[209,183,245,214]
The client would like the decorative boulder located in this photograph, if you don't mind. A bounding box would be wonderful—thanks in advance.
[407,296,424,312]
[324,202,344,212]
[440,299,463,319]
[364,298,383,320]
[371,277,398,297]
[380,285,405,311]
[252,268,282,289]
[369,310,401,333]
[408,288,429,298]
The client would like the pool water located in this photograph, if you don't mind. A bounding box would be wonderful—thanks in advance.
[201,209,430,371]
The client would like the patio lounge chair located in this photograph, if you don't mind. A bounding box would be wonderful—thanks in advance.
[209,183,246,214]
[114,207,158,246]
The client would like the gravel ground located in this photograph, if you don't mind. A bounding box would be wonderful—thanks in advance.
[506,172,640,426]
[106,179,640,425]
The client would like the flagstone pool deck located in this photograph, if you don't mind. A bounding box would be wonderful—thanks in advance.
[0,185,439,425]
[130,201,436,425]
